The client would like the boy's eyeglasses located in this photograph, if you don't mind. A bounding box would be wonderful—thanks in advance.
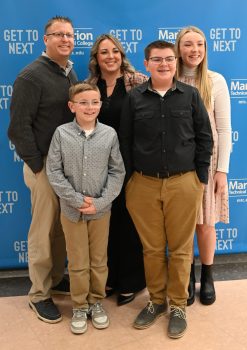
[149,56,176,64]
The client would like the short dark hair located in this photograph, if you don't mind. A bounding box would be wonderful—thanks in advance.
[69,82,100,101]
[144,40,175,60]
[44,16,73,34]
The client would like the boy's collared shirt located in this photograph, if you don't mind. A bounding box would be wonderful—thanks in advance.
[119,78,213,184]
[47,119,125,223]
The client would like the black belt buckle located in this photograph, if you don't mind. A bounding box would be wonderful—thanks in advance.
[157,172,169,179]
[138,170,169,178]
[139,170,186,179]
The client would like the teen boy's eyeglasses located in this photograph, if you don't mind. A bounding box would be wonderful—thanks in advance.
[46,32,74,39]
[72,100,102,108]
[149,56,176,64]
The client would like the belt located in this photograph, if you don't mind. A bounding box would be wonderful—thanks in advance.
[136,170,186,179]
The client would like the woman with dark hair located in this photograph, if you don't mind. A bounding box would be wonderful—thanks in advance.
[87,34,147,305]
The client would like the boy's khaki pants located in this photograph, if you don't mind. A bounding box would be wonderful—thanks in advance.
[126,171,203,307]
[61,212,110,309]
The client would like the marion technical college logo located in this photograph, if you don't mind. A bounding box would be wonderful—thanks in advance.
[158,27,181,43]
[72,28,94,55]
[230,79,247,105]
[229,178,247,203]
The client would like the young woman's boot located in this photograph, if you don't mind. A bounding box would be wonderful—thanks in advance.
[200,264,216,305]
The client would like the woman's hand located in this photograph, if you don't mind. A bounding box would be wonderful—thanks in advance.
[214,171,227,195]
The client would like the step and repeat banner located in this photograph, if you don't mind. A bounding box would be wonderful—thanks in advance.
[1,0,247,268]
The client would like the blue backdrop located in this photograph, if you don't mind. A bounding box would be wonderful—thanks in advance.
[1,0,247,268]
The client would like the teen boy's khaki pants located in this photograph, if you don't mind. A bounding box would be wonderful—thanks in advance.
[126,170,203,307]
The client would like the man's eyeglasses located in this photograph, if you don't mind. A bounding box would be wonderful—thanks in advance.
[46,32,74,39]
[72,100,102,108]
[149,56,176,64]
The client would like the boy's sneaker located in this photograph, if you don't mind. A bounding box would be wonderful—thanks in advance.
[133,300,167,329]
[168,305,187,339]
[89,302,109,329]
[29,298,62,323]
[51,277,70,295]
[71,308,88,334]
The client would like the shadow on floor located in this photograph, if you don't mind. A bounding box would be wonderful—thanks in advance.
[0,253,247,297]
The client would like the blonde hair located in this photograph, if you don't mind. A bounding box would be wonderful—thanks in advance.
[175,26,212,110]
[69,82,100,101]
[88,33,135,80]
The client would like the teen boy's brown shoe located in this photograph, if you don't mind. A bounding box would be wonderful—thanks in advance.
[133,300,167,329]
[168,305,187,338]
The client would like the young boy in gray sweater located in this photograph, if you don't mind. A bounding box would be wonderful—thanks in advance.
[46,82,125,334]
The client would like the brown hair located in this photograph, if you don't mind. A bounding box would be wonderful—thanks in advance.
[69,82,100,101]
[175,26,212,110]
[144,40,175,60]
[44,16,73,34]
[88,33,135,79]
